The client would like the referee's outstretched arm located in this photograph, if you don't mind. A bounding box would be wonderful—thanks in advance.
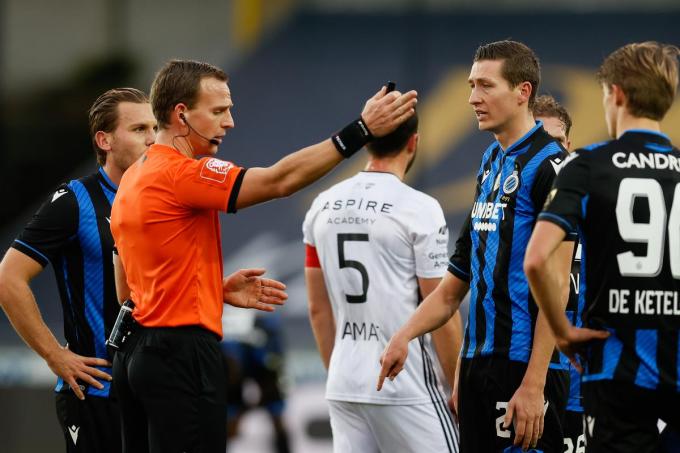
[235,87,417,210]
[0,248,112,400]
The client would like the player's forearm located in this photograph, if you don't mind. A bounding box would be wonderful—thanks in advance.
[522,312,556,389]
[399,272,467,342]
[431,311,463,387]
[309,304,336,369]
[400,290,459,343]
[526,240,574,339]
[0,277,62,360]
[268,140,344,198]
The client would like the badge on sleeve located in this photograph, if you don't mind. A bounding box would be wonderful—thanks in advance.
[200,158,233,183]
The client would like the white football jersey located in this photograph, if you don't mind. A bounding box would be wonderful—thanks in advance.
[303,171,450,405]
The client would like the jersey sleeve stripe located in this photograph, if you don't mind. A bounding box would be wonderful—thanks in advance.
[13,240,50,266]
[537,212,575,235]
[447,262,470,281]
[305,244,321,268]
[227,168,247,214]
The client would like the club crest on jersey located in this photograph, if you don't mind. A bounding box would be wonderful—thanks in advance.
[200,158,233,183]
[502,171,520,195]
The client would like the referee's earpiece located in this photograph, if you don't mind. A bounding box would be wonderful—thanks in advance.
[179,112,186,123]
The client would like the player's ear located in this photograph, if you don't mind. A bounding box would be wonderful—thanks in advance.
[517,81,532,106]
[612,84,627,107]
[407,133,419,152]
[95,131,113,152]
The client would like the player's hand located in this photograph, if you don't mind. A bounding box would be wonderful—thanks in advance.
[504,382,546,451]
[555,325,610,373]
[223,268,287,312]
[361,86,417,138]
[45,345,112,400]
[377,332,409,391]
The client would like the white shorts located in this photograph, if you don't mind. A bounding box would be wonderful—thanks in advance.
[328,400,459,453]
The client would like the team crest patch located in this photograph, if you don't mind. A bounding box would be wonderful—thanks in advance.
[502,171,520,194]
[200,158,233,183]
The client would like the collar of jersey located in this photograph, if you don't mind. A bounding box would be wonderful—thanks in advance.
[359,170,400,179]
[620,128,671,144]
[496,120,543,155]
[98,167,118,192]
[149,143,185,155]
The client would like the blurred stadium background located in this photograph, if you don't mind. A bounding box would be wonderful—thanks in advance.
[1,0,680,451]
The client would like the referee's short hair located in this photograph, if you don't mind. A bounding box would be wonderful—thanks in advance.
[474,40,541,108]
[151,60,229,129]
[89,88,149,166]
[532,95,572,137]
[366,112,418,157]
[597,41,680,121]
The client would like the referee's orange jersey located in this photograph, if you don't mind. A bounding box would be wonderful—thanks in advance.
[111,144,246,338]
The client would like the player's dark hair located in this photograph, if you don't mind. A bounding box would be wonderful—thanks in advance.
[474,40,541,108]
[150,59,229,129]
[89,87,149,166]
[532,95,572,137]
[366,112,418,157]
[597,41,680,121]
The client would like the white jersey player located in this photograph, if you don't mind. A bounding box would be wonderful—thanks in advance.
[303,112,462,452]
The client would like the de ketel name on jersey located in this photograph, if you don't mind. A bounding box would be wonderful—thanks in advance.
[321,197,393,226]
[608,289,680,320]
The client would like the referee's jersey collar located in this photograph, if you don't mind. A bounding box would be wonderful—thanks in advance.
[98,167,118,192]
[497,120,544,155]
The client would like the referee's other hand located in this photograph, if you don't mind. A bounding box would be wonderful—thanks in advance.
[222,268,287,312]
[377,332,409,391]
[361,86,417,138]
[46,345,112,400]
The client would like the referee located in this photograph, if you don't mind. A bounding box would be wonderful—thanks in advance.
[110,59,417,453]
[0,88,156,452]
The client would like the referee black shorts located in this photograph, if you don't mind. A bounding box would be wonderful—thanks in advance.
[458,356,569,453]
[55,392,121,453]
[113,325,227,453]
[583,380,680,453]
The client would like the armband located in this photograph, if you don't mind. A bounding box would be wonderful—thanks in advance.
[331,117,373,158]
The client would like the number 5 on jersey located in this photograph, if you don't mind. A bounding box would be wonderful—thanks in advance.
[337,233,370,303]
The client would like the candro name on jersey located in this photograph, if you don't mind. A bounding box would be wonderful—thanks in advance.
[609,289,680,316]
[612,152,680,172]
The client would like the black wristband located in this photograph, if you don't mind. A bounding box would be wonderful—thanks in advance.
[331,117,374,158]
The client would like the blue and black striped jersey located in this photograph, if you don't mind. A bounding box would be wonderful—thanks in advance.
[449,122,572,368]
[566,240,584,412]
[12,168,119,397]
[540,130,680,392]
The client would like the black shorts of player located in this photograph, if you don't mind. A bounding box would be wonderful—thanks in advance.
[562,411,584,453]
[113,325,227,453]
[583,380,680,453]
[458,356,569,453]
[55,392,121,453]
[660,426,680,453]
